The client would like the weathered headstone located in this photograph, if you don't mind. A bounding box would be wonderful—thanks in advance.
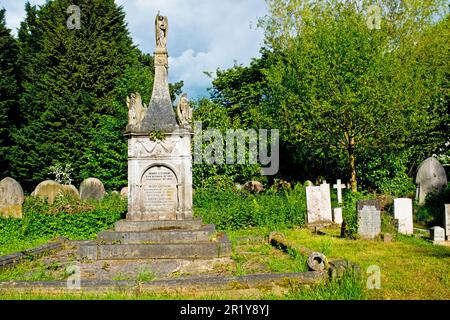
[62,184,80,199]
[306,182,332,223]
[120,187,128,199]
[430,226,445,245]
[416,157,447,204]
[32,180,64,204]
[394,198,413,235]
[333,207,343,225]
[444,204,450,241]
[0,178,25,219]
[357,200,381,240]
[333,179,346,205]
[79,178,105,201]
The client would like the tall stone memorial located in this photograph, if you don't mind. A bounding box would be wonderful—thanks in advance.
[78,13,231,261]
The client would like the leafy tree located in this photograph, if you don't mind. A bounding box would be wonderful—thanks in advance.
[257,0,448,191]
[0,9,19,176]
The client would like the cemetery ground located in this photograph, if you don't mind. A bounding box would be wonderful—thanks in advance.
[0,187,449,300]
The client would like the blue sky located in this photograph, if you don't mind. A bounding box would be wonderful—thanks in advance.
[0,0,267,98]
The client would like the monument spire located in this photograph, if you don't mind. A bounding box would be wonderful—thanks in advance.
[129,12,178,133]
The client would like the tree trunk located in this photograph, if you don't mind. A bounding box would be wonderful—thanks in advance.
[349,137,357,192]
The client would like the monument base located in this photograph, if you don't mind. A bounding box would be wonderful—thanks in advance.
[77,218,231,260]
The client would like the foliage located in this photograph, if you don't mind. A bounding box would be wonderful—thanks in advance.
[416,183,450,224]
[0,194,126,254]
[0,9,19,175]
[192,98,264,188]
[148,130,166,141]
[193,183,306,230]
[49,163,74,185]
[341,190,376,239]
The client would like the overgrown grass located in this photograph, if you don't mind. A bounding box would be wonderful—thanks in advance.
[194,184,306,230]
[0,194,126,255]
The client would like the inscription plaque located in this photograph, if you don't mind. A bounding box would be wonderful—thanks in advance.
[141,166,178,216]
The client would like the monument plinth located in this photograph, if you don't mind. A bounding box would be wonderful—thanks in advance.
[78,13,231,261]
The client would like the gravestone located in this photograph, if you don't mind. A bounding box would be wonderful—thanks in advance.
[80,178,105,201]
[78,13,231,261]
[444,204,450,241]
[416,157,447,204]
[0,178,25,219]
[32,180,64,204]
[333,207,343,225]
[120,187,128,199]
[357,200,381,240]
[306,182,332,224]
[430,226,445,245]
[394,198,413,235]
[333,179,346,205]
[62,185,80,199]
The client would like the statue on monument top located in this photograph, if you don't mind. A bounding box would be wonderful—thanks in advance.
[155,12,168,49]
[177,93,192,129]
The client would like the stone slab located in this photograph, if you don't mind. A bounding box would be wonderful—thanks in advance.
[306,183,332,223]
[444,204,450,241]
[115,219,204,232]
[97,225,215,244]
[78,237,231,260]
[357,200,381,240]
[394,198,413,235]
[333,208,343,224]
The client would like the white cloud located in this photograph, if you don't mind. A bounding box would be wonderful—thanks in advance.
[1,0,267,98]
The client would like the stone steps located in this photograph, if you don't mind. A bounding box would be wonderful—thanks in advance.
[78,233,231,260]
[115,219,204,232]
[97,224,216,244]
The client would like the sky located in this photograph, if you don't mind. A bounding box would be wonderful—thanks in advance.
[0,0,268,98]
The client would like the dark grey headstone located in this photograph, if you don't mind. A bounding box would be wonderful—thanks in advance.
[357,200,381,240]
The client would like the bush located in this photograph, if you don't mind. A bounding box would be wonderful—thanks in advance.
[0,193,127,254]
[194,183,306,230]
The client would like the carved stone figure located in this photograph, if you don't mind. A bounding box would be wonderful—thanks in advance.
[177,93,192,128]
[155,13,168,49]
[127,92,147,127]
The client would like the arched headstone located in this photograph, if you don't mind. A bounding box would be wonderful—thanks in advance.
[32,180,64,204]
[416,157,447,204]
[80,178,105,201]
[0,177,25,218]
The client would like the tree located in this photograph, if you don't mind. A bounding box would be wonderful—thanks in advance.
[0,9,19,176]
[8,0,138,191]
[257,0,448,191]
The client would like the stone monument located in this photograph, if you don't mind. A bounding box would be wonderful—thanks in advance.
[306,182,332,224]
[357,200,381,240]
[415,157,447,204]
[444,204,450,241]
[78,13,231,260]
[0,177,24,219]
[394,198,413,235]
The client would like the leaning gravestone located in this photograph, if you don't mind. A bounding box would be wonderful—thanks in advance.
[444,204,450,241]
[416,157,447,204]
[79,178,105,201]
[394,198,413,235]
[32,180,64,204]
[306,182,332,224]
[78,13,231,261]
[357,200,381,240]
[0,177,25,219]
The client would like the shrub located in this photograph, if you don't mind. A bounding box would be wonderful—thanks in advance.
[416,183,450,225]
[194,183,306,230]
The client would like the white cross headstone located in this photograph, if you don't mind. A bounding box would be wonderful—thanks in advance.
[333,179,346,204]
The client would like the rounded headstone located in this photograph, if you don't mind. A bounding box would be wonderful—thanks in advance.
[80,178,106,201]
[244,181,264,193]
[416,157,447,204]
[61,184,80,200]
[304,180,314,187]
[120,187,129,199]
[0,177,25,219]
[32,180,64,204]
